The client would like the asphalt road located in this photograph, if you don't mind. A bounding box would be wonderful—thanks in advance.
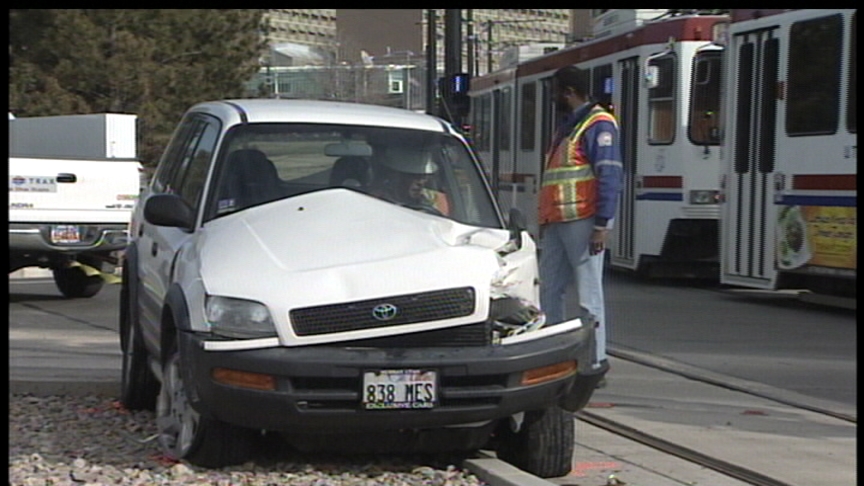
[10,269,855,408]
[10,276,122,395]
[601,270,857,408]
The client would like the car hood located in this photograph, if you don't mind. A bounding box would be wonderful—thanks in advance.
[199,189,516,338]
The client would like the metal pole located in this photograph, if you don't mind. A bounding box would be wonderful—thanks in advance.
[486,21,493,74]
[425,9,437,115]
[474,29,480,76]
[466,10,474,77]
[444,9,462,73]
[444,9,462,124]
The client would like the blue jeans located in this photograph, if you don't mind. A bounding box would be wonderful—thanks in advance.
[539,219,607,367]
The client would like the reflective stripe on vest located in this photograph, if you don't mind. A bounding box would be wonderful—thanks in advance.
[540,107,617,224]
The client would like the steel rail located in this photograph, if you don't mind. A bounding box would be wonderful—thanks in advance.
[608,347,856,424]
[576,410,796,486]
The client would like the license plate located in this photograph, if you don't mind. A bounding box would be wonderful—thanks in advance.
[362,369,437,410]
[51,225,81,244]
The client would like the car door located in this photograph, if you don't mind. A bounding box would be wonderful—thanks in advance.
[136,114,220,354]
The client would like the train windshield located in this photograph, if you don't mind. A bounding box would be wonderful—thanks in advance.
[689,50,723,145]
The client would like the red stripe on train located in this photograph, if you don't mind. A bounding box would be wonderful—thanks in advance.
[792,174,856,191]
[641,176,682,188]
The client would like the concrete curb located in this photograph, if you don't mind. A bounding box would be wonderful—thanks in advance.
[463,453,558,486]
[10,267,124,279]
[9,267,54,279]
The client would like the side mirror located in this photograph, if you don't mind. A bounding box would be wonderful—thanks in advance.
[144,193,195,231]
[508,207,526,250]
[644,65,660,89]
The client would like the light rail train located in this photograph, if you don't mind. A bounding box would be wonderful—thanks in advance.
[469,9,729,279]
[718,9,856,297]
[468,9,856,296]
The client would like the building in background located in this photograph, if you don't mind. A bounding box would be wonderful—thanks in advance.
[251,9,595,111]
[265,9,337,48]
[262,9,577,73]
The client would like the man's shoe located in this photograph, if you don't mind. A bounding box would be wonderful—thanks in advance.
[595,377,607,389]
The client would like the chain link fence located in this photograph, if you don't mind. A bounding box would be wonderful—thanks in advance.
[246,64,431,112]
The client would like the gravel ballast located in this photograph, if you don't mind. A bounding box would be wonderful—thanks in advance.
[9,393,488,486]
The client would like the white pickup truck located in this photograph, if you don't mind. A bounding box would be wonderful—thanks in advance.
[9,156,142,297]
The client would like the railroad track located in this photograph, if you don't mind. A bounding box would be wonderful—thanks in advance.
[576,347,856,486]
[610,347,856,425]
[576,410,796,486]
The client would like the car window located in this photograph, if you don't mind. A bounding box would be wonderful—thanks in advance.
[152,116,197,193]
[176,119,219,211]
[203,123,501,228]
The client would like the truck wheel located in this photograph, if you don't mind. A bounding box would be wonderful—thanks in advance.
[156,338,256,467]
[52,266,104,298]
[119,273,158,411]
[495,405,575,478]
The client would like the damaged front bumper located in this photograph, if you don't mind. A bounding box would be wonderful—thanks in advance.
[179,318,606,433]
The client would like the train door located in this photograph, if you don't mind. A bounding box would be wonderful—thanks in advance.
[518,79,547,242]
[610,57,640,270]
[489,89,504,198]
[523,76,557,243]
[721,26,780,288]
[504,80,538,239]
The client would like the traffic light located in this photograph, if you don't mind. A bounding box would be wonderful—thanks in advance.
[437,73,471,122]
[450,72,470,118]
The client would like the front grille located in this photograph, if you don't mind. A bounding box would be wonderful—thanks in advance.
[337,321,491,348]
[290,287,476,336]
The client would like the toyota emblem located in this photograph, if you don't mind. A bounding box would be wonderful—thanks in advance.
[372,303,398,321]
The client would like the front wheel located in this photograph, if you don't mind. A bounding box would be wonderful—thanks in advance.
[119,272,158,411]
[53,265,104,298]
[495,406,575,478]
[156,337,256,467]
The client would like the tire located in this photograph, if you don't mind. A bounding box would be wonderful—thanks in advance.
[495,406,575,478]
[53,265,104,298]
[119,271,159,411]
[156,337,257,467]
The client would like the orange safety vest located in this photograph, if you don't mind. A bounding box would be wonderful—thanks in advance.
[539,107,617,225]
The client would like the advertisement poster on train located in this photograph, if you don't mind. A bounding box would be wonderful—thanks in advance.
[777,205,856,271]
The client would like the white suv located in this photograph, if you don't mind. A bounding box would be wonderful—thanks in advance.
[120,99,606,477]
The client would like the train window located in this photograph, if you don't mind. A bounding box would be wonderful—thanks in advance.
[591,64,614,113]
[786,14,842,136]
[540,76,556,159]
[733,42,754,175]
[648,54,677,144]
[520,83,536,151]
[500,87,513,152]
[688,50,723,145]
[759,38,780,173]
[847,12,856,133]
[472,94,491,152]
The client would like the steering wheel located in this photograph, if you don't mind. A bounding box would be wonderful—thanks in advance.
[401,201,444,217]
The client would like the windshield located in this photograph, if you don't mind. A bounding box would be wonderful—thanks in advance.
[688,49,723,145]
[204,123,501,228]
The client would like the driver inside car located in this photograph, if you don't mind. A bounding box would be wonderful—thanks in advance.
[369,147,450,216]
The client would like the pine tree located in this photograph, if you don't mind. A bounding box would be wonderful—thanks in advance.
[9,9,268,166]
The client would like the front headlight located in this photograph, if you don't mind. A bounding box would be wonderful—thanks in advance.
[205,295,277,339]
[689,189,720,205]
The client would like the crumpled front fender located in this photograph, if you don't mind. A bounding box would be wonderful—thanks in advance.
[559,315,609,412]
